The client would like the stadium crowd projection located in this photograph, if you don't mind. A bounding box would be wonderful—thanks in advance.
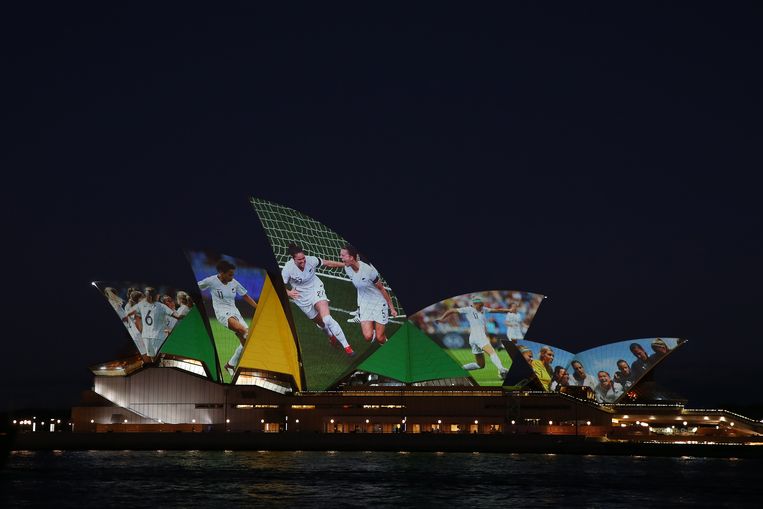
[251,198,406,391]
[409,290,545,387]
[503,337,686,404]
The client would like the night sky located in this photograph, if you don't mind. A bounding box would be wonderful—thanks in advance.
[2,2,761,410]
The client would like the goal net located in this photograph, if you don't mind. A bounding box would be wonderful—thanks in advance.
[250,197,405,317]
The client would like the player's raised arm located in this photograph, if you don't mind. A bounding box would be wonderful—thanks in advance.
[436,309,459,322]
[320,258,345,269]
[160,302,184,320]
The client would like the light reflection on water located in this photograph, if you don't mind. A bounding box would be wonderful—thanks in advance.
[2,450,762,507]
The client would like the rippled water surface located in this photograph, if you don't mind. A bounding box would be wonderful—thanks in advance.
[2,450,761,507]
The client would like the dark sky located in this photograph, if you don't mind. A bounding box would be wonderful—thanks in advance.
[2,2,761,410]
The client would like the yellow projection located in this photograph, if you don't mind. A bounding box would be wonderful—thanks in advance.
[238,275,302,391]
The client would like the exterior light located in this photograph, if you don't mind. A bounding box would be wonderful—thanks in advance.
[124,419,128,423]
[330,419,334,424]
[261,419,265,424]
[511,420,515,425]
[192,419,196,423]
[586,421,591,426]
[703,416,709,420]
[90,419,94,424]
[226,419,230,424]
[158,419,162,423]
[548,421,553,425]
[730,422,735,427]
[636,421,641,425]
[682,421,687,426]
[474,420,479,425]
[57,420,61,424]
[437,419,442,424]
[622,415,629,419]
[13,420,16,424]
[649,416,655,420]
[295,419,299,424]
[365,419,369,424]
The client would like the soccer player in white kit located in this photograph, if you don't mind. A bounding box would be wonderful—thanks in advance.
[436,296,512,378]
[197,260,258,376]
[504,302,525,343]
[336,244,397,344]
[125,287,185,359]
[282,243,354,356]
[123,289,146,357]
[161,294,179,338]
[175,291,193,318]
[104,287,146,357]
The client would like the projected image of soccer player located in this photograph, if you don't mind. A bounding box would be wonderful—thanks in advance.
[436,296,511,379]
[570,360,597,389]
[330,244,398,345]
[283,243,355,357]
[175,291,193,318]
[504,302,525,343]
[125,287,185,360]
[613,359,636,390]
[103,287,145,357]
[518,344,553,390]
[550,366,572,391]
[594,370,623,403]
[198,260,258,375]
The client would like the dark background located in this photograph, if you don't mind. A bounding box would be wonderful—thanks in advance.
[2,2,761,411]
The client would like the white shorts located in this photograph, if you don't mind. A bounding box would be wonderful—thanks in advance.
[216,308,248,330]
[469,334,490,354]
[143,336,163,357]
[358,298,389,325]
[506,329,524,342]
[293,282,329,321]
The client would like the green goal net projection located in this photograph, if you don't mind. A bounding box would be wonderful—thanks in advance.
[250,197,405,318]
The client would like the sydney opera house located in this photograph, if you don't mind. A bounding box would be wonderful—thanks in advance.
[71,198,763,442]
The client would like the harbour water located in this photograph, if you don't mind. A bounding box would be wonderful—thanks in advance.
[2,450,761,507]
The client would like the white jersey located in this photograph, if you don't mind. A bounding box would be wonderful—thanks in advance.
[345,261,388,324]
[165,313,178,337]
[198,275,248,314]
[457,306,488,341]
[176,304,191,317]
[504,311,524,339]
[345,261,383,303]
[134,301,175,340]
[282,256,329,318]
[123,302,143,342]
[282,256,323,292]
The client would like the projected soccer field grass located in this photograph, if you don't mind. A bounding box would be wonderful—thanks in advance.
[292,276,403,390]
[447,348,514,386]
[209,321,237,383]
